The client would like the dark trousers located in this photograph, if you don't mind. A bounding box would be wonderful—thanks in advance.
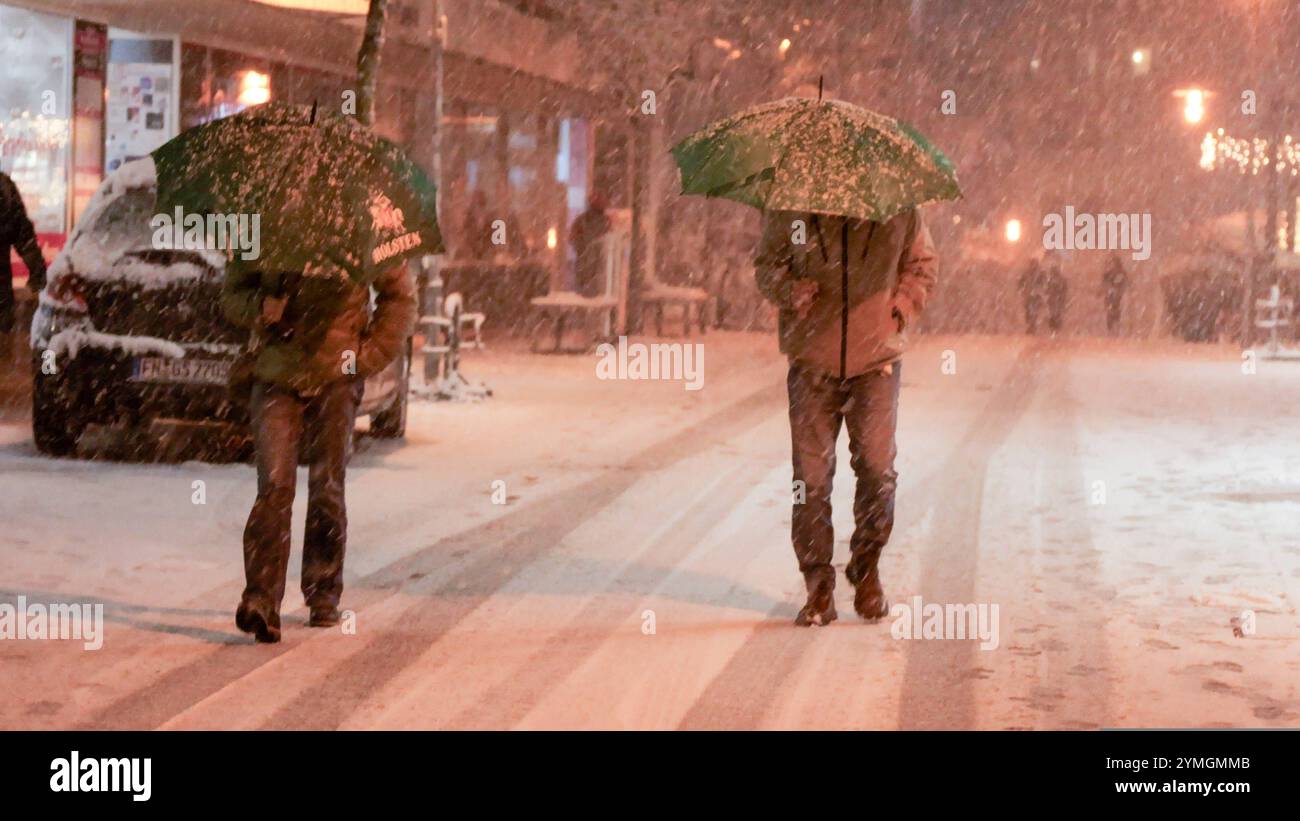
[787,361,901,594]
[0,272,14,334]
[242,379,361,617]
[1023,300,1040,335]
[1105,294,1123,333]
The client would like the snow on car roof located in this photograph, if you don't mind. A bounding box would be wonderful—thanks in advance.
[53,157,226,290]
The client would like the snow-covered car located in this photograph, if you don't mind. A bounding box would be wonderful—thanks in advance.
[29,158,411,457]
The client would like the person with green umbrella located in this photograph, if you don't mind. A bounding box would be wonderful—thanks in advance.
[153,103,438,642]
[222,251,414,644]
[673,95,954,626]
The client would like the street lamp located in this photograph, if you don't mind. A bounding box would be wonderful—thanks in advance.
[1131,48,1151,76]
[1005,219,1022,243]
[1181,88,1205,124]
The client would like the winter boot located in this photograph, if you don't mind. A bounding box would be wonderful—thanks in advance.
[794,584,838,627]
[852,566,890,622]
[235,601,282,643]
[308,606,341,628]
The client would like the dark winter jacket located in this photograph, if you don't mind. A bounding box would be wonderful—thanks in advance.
[1102,258,1128,297]
[1018,259,1046,307]
[754,208,937,378]
[222,260,415,393]
[570,207,611,297]
[0,171,47,291]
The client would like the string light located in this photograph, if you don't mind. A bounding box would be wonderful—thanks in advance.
[1199,130,1299,177]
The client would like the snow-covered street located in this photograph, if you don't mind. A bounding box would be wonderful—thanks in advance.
[1,333,1298,729]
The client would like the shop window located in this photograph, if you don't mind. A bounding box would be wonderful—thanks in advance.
[0,4,73,241]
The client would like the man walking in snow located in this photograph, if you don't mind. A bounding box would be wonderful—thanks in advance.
[222,260,414,643]
[755,209,937,626]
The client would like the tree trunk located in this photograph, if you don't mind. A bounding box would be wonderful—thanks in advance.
[355,0,388,127]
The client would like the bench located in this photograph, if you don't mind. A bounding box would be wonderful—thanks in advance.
[529,229,630,352]
[640,284,712,336]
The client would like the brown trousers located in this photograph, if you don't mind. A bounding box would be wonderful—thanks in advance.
[787,361,900,594]
[242,379,361,617]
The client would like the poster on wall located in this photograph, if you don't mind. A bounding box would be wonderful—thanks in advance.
[105,34,176,175]
[73,21,107,224]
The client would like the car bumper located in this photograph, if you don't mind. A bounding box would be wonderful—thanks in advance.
[35,334,247,429]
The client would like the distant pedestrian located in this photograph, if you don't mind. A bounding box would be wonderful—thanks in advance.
[569,192,611,297]
[459,190,494,261]
[0,170,47,361]
[1102,253,1128,335]
[1017,256,1045,334]
[755,208,937,626]
[1046,260,1068,334]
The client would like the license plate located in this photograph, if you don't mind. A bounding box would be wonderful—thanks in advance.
[131,357,232,386]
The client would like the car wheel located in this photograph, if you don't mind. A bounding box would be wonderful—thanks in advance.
[370,340,410,439]
[31,355,85,457]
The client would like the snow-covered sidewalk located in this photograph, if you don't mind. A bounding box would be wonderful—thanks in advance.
[0,333,1297,728]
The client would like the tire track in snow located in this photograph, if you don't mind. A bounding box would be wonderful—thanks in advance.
[86,379,789,729]
[895,341,1045,729]
[440,449,782,729]
[260,380,789,729]
[1028,346,1112,728]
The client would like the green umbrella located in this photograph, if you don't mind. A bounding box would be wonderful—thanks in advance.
[671,96,961,221]
[151,101,443,286]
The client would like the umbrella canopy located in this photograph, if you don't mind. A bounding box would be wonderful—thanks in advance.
[671,96,961,222]
[151,101,442,285]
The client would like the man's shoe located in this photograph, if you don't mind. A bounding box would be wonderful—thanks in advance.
[308,606,341,628]
[235,602,282,643]
[794,588,838,627]
[852,569,890,622]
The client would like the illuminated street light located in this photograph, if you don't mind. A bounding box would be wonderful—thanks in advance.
[779,38,792,57]
[1005,219,1022,243]
[1131,48,1151,76]
[1175,88,1206,124]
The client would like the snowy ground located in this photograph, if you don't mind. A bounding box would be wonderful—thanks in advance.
[1,331,1298,729]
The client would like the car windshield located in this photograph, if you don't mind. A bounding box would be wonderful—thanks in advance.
[87,187,155,246]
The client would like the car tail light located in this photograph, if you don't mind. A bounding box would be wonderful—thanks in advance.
[47,273,89,314]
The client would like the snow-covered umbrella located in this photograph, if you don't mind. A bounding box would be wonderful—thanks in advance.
[670,95,961,221]
[150,100,443,287]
